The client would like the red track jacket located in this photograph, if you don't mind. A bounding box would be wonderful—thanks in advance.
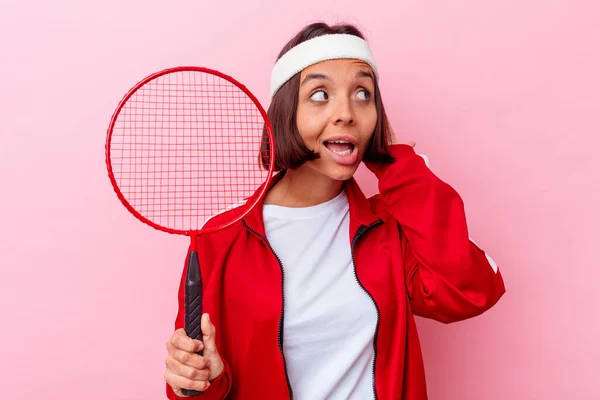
[166,144,506,399]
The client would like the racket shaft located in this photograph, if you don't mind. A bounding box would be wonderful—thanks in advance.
[183,250,204,396]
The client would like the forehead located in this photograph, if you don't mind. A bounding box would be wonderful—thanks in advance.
[300,59,374,79]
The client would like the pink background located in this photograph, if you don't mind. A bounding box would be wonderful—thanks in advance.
[1,0,598,399]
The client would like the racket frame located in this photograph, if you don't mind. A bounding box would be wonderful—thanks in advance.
[105,65,275,238]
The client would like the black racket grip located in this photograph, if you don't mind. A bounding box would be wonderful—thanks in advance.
[182,250,204,397]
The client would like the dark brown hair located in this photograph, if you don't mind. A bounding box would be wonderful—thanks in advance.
[260,22,395,171]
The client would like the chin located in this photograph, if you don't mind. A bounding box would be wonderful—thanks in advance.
[305,152,363,182]
[323,164,360,181]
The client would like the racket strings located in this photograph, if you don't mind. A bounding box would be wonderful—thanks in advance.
[109,70,271,232]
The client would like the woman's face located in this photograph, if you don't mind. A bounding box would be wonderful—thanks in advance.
[295,59,378,181]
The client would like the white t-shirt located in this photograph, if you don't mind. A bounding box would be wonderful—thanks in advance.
[263,190,378,400]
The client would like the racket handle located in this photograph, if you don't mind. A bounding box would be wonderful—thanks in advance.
[182,250,204,397]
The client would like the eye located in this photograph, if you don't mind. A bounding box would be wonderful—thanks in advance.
[356,89,371,101]
[309,90,328,101]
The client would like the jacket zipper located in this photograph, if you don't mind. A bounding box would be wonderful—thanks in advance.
[242,221,294,399]
[243,219,383,400]
[351,220,383,400]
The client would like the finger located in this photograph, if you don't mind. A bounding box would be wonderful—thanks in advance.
[165,355,211,381]
[170,337,204,354]
[171,329,204,353]
[408,141,416,148]
[164,370,182,397]
[201,313,218,357]
[164,368,210,393]
[167,336,204,354]
[166,340,205,367]
[167,345,211,370]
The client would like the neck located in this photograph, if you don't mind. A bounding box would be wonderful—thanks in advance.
[264,166,344,207]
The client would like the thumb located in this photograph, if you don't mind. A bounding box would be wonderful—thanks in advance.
[201,313,218,357]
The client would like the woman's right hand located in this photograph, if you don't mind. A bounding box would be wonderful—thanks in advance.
[164,313,225,396]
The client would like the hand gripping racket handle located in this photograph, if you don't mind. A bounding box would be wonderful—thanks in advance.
[182,250,204,397]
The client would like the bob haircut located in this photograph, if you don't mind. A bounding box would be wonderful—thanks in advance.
[260,22,395,172]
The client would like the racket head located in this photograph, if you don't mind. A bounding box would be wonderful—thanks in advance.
[105,66,275,236]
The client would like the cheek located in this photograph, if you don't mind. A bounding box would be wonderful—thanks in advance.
[359,109,378,147]
[296,111,326,145]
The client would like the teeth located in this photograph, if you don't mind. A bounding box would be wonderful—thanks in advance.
[324,139,355,156]
[330,149,353,155]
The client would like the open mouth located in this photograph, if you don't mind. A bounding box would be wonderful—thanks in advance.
[323,140,356,155]
[322,138,359,166]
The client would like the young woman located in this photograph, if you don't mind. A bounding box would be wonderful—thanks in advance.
[164,22,505,400]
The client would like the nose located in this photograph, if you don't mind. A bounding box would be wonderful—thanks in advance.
[332,96,354,125]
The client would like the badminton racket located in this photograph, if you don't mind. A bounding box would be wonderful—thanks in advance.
[105,66,275,396]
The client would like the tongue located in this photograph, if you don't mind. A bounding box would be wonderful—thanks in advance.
[325,142,353,152]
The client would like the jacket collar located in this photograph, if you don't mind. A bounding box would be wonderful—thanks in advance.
[242,171,381,240]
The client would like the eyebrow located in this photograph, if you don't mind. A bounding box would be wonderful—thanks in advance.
[300,70,374,87]
[300,73,330,87]
[355,70,375,81]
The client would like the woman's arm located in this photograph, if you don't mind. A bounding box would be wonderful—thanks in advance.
[367,144,506,323]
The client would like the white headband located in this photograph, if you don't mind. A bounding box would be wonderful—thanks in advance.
[269,33,378,99]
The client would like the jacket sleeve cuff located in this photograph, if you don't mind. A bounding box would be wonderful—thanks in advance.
[366,144,428,179]
[206,358,232,398]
